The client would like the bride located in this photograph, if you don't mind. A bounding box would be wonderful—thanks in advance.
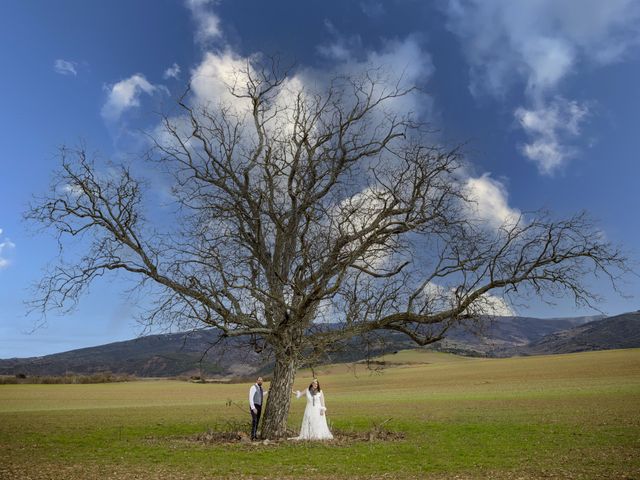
[292,378,333,440]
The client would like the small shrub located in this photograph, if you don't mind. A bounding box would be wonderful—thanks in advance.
[0,376,19,385]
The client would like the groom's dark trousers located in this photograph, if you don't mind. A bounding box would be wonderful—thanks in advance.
[250,404,262,440]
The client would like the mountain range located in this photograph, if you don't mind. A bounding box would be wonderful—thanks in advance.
[1,311,638,378]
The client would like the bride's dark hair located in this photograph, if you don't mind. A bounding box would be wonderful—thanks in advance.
[308,379,321,393]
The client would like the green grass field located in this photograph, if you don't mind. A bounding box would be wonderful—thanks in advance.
[1,349,639,479]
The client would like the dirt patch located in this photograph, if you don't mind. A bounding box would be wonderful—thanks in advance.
[192,428,255,444]
[179,422,405,446]
[331,427,406,443]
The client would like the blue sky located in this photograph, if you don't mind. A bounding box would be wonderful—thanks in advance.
[1,0,639,358]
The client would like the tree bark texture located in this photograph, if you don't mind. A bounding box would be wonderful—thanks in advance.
[261,351,297,439]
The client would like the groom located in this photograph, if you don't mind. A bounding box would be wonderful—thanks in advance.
[248,376,265,441]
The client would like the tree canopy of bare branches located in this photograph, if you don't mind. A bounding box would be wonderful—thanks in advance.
[27,61,628,438]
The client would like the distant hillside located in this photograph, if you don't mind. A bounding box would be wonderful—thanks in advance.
[1,313,635,378]
[438,315,599,356]
[514,311,640,355]
[0,330,265,378]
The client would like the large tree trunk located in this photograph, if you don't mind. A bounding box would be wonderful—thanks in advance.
[261,351,297,439]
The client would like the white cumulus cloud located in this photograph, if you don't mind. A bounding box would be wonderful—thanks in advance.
[424,282,514,316]
[444,0,640,173]
[54,59,78,76]
[0,228,16,269]
[163,63,181,79]
[515,97,589,174]
[464,174,521,229]
[445,0,640,98]
[101,74,163,121]
[184,14,435,145]
[316,28,435,120]
[474,293,514,316]
[185,0,222,45]
[189,34,435,125]
[189,50,253,109]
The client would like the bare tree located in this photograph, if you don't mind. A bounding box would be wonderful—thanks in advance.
[27,62,627,438]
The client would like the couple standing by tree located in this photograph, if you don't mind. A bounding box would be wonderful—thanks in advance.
[27,60,628,440]
[249,376,333,441]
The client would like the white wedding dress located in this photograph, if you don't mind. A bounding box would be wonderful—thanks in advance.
[293,388,333,440]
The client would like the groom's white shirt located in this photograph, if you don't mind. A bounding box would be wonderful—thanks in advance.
[249,384,266,410]
[249,384,258,410]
